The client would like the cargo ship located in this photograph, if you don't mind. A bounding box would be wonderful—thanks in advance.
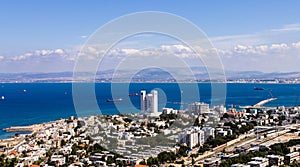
[254,87,264,90]
[128,93,138,96]
[106,98,123,102]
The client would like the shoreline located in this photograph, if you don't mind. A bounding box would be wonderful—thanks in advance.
[1,81,300,84]
[0,99,298,141]
[0,119,67,153]
[0,119,63,144]
[3,124,41,132]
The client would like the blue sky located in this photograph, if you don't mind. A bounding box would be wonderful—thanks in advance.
[1,0,300,72]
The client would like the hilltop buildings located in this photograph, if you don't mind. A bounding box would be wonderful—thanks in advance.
[188,102,210,114]
[178,126,205,148]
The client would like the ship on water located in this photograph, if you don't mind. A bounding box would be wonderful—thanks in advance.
[128,93,138,96]
[254,86,264,90]
[106,98,123,102]
[17,89,27,93]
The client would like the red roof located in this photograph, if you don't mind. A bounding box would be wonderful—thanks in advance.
[8,150,18,155]
[79,143,85,147]
[54,138,62,141]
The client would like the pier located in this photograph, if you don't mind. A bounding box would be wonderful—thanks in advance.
[3,124,41,132]
[254,98,277,107]
[239,97,277,109]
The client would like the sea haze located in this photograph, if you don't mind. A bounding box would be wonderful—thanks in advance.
[1,68,300,82]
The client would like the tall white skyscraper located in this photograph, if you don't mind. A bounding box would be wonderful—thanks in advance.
[140,90,159,116]
[151,90,158,113]
[140,90,147,113]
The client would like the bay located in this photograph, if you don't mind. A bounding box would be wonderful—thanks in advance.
[0,83,299,139]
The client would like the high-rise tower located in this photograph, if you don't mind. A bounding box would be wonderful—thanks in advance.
[140,90,159,116]
[140,90,147,113]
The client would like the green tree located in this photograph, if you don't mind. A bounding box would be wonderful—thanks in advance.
[194,117,201,126]
[139,160,146,165]
[267,110,272,116]
[199,144,210,154]
[223,113,229,119]
[192,157,195,165]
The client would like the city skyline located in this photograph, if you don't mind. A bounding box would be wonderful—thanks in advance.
[1,2,300,166]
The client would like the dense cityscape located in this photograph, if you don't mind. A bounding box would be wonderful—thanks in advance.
[1,89,300,167]
[1,1,300,167]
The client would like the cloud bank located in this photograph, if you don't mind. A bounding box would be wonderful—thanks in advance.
[1,22,300,73]
[0,41,300,73]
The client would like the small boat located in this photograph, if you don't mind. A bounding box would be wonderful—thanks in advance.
[1,96,4,100]
[106,98,123,102]
[254,87,264,90]
[17,89,27,93]
[128,93,138,96]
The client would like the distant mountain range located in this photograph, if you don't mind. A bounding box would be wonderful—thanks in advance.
[0,67,300,83]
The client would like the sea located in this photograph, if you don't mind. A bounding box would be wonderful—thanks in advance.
[0,83,300,139]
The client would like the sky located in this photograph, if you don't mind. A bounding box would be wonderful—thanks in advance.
[0,0,300,73]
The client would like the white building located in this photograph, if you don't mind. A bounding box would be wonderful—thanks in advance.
[51,155,66,166]
[285,152,300,164]
[247,157,269,167]
[188,102,209,114]
[266,155,284,166]
[213,105,227,114]
[202,127,215,139]
[231,164,250,167]
[140,90,147,113]
[140,90,159,116]
[218,130,228,136]
[178,127,205,148]
[162,108,178,115]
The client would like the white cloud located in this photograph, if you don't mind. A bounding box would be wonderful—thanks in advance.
[270,43,289,50]
[1,37,300,73]
[54,48,65,54]
[209,24,300,70]
[271,23,300,32]
[211,23,300,50]
[0,48,76,73]
[161,44,192,52]
[108,48,140,56]
[11,53,33,61]
[292,41,300,48]
[220,42,300,57]
[10,48,69,61]
[219,41,300,72]
[160,44,194,58]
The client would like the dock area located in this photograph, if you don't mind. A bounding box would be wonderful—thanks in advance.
[254,97,277,107]
[3,124,41,132]
[239,97,277,109]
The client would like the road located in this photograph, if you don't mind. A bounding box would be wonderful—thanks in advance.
[184,123,300,166]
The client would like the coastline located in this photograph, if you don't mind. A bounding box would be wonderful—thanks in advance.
[1,104,300,166]
[1,80,300,84]
[0,128,35,154]
[0,119,63,149]
[0,118,70,155]
[3,124,41,132]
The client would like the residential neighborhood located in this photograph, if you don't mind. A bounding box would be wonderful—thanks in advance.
[1,98,300,166]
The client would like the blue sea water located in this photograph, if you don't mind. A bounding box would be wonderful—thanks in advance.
[0,83,300,139]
